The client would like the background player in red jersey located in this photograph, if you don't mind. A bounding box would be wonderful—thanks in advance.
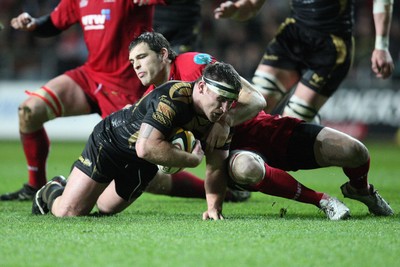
[0,0,167,201]
[129,32,393,220]
[214,0,395,123]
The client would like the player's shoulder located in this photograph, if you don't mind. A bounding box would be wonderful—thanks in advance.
[176,52,216,66]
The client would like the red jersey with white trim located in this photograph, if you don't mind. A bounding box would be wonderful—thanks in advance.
[50,0,155,98]
[144,52,216,94]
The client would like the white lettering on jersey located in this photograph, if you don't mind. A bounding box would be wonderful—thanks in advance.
[81,10,110,31]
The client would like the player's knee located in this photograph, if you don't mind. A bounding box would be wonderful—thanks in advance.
[24,87,64,121]
[145,172,172,195]
[346,139,369,166]
[228,150,265,185]
[18,100,44,127]
[283,95,319,122]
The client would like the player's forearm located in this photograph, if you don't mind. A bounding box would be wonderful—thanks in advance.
[204,168,227,213]
[137,139,199,168]
[223,77,266,127]
[32,14,62,37]
[373,0,393,50]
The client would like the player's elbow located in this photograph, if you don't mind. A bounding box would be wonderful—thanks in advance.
[255,93,267,111]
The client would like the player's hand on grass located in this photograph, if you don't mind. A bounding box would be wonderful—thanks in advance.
[371,49,394,79]
[202,209,224,220]
[10,12,37,31]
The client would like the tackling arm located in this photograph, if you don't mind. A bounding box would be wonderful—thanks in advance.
[205,77,265,151]
[224,77,266,127]
[371,0,394,79]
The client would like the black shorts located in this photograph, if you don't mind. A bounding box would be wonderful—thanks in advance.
[260,18,354,97]
[153,2,202,53]
[227,122,323,191]
[73,123,158,201]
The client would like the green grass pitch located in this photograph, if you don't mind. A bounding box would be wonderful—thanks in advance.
[0,140,399,267]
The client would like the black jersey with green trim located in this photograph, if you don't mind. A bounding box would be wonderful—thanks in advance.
[291,0,354,37]
[100,80,231,156]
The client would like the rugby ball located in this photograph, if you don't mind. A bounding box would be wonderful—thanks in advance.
[158,128,196,174]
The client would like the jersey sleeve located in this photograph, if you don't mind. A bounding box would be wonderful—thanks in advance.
[50,0,80,30]
[174,52,217,81]
[142,82,193,138]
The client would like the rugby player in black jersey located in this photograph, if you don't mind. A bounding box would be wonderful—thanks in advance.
[32,62,241,219]
[153,0,202,53]
[214,0,394,122]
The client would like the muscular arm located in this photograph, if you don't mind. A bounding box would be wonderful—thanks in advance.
[224,77,266,127]
[136,123,204,168]
[214,0,266,21]
[202,149,229,220]
[206,77,265,151]
[371,0,394,79]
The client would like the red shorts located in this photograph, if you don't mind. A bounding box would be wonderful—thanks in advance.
[231,112,319,171]
[65,66,146,118]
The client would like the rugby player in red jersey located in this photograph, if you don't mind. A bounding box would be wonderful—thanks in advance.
[0,0,168,201]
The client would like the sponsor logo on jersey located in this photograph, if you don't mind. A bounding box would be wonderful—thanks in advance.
[78,156,92,167]
[80,0,88,8]
[193,53,212,65]
[81,9,110,31]
[263,54,278,61]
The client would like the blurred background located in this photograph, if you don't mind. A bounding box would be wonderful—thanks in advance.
[0,0,399,142]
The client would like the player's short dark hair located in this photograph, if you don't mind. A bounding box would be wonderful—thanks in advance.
[202,62,242,97]
[129,32,177,61]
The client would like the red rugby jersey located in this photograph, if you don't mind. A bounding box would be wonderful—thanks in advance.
[145,52,216,94]
[50,0,155,98]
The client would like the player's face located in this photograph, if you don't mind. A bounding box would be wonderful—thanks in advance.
[200,81,235,122]
[129,43,167,86]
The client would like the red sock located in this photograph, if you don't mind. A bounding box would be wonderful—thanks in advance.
[170,171,206,198]
[254,163,323,206]
[343,157,370,189]
[20,128,50,189]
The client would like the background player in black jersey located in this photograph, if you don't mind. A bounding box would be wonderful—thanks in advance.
[153,0,202,54]
[214,0,395,122]
[31,63,242,219]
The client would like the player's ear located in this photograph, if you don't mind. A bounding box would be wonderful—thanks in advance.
[198,79,206,94]
[160,48,169,61]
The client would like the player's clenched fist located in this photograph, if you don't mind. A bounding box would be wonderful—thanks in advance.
[11,12,37,31]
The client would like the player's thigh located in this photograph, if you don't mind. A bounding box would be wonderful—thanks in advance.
[256,64,300,90]
[52,167,108,216]
[44,74,92,116]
